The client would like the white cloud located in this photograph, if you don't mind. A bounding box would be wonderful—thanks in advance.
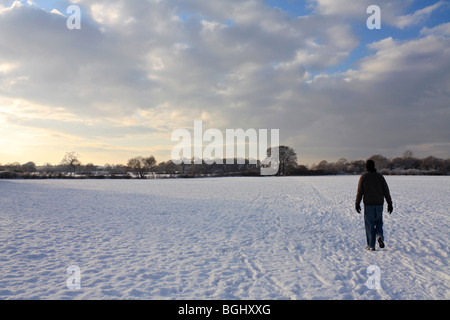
[49,8,64,16]
[277,23,358,71]
[0,0,449,164]
[308,29,450,159]
[389,1,445,29]
[420,21,450,36]
[308,0,446,31]
[345,34,450,81]
[308,0,372,16]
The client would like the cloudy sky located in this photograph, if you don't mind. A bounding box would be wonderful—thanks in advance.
[0,0,449,166]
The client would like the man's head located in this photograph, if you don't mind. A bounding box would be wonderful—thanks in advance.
[366,159,376,171]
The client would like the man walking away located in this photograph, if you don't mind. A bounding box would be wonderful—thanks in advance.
[355,159,393,251]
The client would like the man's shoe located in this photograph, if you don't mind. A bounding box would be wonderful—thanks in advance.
[365,246,375,251]
[377,237,385,248]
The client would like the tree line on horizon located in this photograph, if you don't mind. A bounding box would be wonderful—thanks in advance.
[0,148,449,179]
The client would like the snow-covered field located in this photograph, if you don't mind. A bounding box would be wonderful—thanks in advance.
[0,176,448,300]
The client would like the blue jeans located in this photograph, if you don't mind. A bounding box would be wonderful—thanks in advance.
[364,205,384,248]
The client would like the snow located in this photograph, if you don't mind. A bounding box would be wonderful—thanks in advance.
[0,176,448,300]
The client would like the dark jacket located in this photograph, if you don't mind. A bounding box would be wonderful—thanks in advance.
[355,169,392,206]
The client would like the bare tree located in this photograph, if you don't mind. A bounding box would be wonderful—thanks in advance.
[60,152,81,173]
[127,156,156,178]
[21,161,36,173]
[267,145,298,176]
[164,160,179,174]
[402,150,414,159]
[83,163,97,175]
[5,162,21,172]
[420,156,443,171]
[368,154,389,169]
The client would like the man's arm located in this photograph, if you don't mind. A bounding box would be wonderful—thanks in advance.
[355,175,364,213]
[381,175,393,213]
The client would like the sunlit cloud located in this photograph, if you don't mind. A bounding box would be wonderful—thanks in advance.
[0,0,449,166]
